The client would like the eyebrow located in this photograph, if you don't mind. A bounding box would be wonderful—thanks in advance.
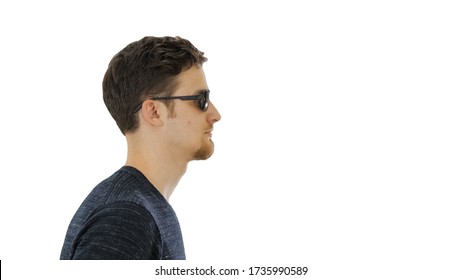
[192,88,209,95]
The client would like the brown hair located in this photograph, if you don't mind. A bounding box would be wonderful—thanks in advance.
[102,36,207,134]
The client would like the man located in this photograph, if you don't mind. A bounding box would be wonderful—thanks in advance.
[60,36,221,260]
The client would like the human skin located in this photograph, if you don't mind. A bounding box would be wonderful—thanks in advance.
[125,66,221,200]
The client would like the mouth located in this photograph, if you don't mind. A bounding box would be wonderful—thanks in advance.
[204,128,213,137]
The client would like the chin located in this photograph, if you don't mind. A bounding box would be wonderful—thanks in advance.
[192,141,214,160]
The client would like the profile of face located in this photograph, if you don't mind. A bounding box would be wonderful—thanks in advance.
[163,66,221,162]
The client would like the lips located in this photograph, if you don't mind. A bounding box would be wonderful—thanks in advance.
[204,128,213,138]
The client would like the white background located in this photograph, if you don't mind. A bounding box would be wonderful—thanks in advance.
[0,0,461,279]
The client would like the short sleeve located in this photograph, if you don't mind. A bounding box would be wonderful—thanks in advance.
[70,202,161,260]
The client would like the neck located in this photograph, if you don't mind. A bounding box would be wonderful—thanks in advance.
[125,138,188,201]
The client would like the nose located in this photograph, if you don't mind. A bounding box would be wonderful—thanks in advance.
[207,101,221,124]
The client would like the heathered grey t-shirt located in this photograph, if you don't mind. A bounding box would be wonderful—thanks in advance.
[60,166,185,260]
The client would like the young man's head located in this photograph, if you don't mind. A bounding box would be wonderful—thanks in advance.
[102,36,221,161]
[103,36,209,134]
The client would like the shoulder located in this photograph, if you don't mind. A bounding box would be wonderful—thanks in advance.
[87,166,160,207]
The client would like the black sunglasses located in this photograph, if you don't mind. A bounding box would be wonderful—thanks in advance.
[133,90,210,114]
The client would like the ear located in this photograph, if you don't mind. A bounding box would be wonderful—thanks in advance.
[140,100,164,127]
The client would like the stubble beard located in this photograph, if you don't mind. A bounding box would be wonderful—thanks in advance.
[192,139,215,160]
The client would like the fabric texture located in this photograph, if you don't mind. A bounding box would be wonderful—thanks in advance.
[60,166,185,260]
